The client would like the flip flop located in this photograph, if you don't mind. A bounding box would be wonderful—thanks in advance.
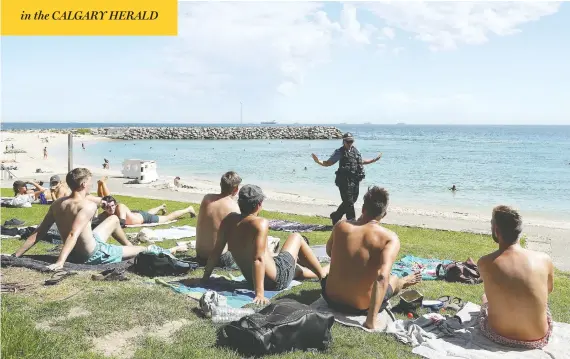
[45,270,77,286]
[436,295,464,311]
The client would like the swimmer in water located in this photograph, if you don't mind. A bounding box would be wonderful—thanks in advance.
[449,184,458,192]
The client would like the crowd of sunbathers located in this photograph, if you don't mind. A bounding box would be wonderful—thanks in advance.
[10,168,555,349]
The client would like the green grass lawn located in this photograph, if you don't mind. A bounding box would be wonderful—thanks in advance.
[1,189,569,359]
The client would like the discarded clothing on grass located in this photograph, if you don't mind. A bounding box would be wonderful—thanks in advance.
[392,255,453,281]
[157,274,301,308]
[386,302,570,359]
[125,220,177,228]
[0,254,133,272]
[310,296,395,332]
[1,226,37,240]
[268,219,333,233]
[134,226,196,243]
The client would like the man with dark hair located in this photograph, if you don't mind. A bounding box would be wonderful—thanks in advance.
[97,195,195,226]
[311,132,383,225]
[14,168,187,268]
[477,205,554,349]
[195,171,242,267]
[202,184,327,304]
[323,186,421,330]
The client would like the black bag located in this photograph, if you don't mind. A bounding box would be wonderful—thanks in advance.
[133,252,198,277]
[436,258,482,284]
[220,298,334,356]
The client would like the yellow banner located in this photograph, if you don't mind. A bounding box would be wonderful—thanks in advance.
[1,0,178,36]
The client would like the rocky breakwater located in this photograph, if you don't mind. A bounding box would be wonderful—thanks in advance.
[111,126,343,140]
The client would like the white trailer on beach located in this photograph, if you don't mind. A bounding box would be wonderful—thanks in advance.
[122,159,158,184]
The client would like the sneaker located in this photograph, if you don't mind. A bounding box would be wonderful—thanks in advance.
[4,218,25,226]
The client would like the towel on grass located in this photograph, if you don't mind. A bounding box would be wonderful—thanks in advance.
[392,255,453,281]
[310,245,331,263]
[0,254,133,272]
[309,249,452,279]
[157,274,301,308]
[135,226,196,243]
[386,302,570,359]
[310,296,395,333]
[268,219,333,233]
[125,220,177,228]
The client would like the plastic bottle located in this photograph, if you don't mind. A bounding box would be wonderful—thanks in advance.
[211,306,255,324]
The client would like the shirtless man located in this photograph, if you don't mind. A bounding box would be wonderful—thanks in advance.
[196,171,241,267]
[202,184,327,304]
[98,195,195,226]
[477,205,554,348]
[13,168,187,270]
[323,186,421,330]
[48,175,71,200]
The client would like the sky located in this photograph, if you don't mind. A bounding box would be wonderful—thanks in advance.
[2,1,569,125]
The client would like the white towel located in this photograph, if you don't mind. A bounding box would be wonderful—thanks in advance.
[386,301,570,359]
[310,296,395,333]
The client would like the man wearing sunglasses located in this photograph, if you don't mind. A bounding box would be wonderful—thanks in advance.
[311,132,383,225]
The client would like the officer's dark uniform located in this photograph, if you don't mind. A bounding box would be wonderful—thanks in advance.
[328,134,365,224]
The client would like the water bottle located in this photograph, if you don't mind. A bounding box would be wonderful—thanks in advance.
[211,306,255,324]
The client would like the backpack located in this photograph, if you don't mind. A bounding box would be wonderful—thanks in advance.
[133,252,198,277]
[219,298,335,356]
[436,258,482,284]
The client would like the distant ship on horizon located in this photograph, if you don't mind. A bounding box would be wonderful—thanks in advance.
[260,120,277,125]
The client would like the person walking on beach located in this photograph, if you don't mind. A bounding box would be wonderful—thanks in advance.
[311,132,383,225]
[82,143,85,151]
[43,147,48,160]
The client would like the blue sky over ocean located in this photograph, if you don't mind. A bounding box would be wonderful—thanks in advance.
[2,1,569,124]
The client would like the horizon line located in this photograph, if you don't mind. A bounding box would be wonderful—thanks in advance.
[1,122,569,127]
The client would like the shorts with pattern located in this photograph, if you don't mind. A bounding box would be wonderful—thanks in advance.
[479,303,553,349]
[72,233,123,265]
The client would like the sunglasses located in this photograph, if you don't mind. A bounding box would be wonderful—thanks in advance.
[344,140,354,144]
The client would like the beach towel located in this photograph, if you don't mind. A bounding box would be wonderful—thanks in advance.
[135,226,196,243]
[392,255,453,281]
[309,250,452,279]
[157,274,301,308]
[0,254,133,272]
[125,220,177,228]
[310,296,395,332]
[268,219,333,233]
[311,245,331,263]
[386,302,570,359]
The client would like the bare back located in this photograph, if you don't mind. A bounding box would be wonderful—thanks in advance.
[51,196,98,260]
[223,214,277,284]
[326,220,396,310]
[479,246,553,341]
[196,194,239,259]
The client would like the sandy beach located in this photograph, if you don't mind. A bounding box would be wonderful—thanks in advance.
[1,130,569,270]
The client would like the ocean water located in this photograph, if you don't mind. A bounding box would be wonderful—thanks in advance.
[4,123,570,220]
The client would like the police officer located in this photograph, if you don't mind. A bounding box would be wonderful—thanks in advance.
[311,132,383,225]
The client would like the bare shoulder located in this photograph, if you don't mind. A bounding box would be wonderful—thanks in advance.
[201,193,215,206]
[478,250,499,269]
[250,216,269,232]
[528,248,552,266]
